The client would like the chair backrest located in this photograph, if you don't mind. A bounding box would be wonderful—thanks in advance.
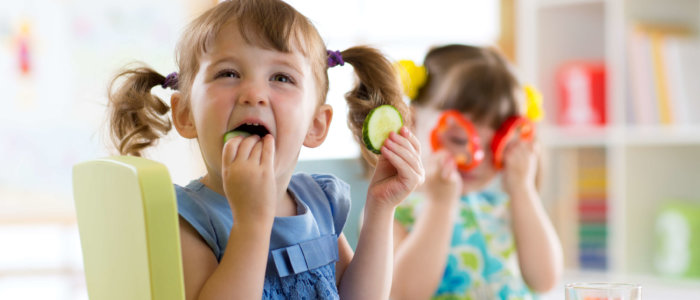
[73,156,185,300]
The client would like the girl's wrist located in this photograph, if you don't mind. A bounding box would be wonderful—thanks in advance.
[425,195,460,210]
[506,181,537,196]
[363,198,396,219]
[232,213,275,232]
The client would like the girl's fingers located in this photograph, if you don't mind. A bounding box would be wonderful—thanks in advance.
[400,126,421,156]
[505,140,524,156]
[234,135,261,161]
[222,136,244,165]
[249,138,263,162]
[390,131,422,167]
[430,150,449,173]
[441,155,456,180]
[384,133,421,174]
[383,139,424,183]
[260,134,275,167]
[381,145,422,182]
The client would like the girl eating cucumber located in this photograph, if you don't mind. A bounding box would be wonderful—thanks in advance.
[106,0,424,299]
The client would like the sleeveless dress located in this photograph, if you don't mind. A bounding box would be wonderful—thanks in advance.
[395,189,536,300]
[176,173,351,299]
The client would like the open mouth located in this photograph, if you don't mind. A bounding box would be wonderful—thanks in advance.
[230,123,270,138]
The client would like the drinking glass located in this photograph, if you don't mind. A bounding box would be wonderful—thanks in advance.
[565,282,641,300]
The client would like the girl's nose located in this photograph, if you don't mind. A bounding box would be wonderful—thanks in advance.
[237,80,269,106]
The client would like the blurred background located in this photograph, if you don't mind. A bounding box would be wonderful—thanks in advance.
[1,0,699,299]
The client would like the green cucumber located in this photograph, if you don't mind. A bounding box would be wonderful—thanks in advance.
[362,105,404,154]
[223,130,252,143]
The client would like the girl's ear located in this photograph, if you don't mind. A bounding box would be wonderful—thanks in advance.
[171,92,197,139]
[303,104,333,148]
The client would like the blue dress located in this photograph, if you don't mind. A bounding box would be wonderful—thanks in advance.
[176,173,351,299]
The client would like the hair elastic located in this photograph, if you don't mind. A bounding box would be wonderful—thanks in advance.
[162,72,179,90]
[327,50,344,68]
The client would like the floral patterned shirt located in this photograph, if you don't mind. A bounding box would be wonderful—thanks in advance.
[395,189,535,300]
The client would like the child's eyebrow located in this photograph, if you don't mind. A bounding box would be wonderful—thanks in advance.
[210,56,238,66]
[206,57,238,73]
[270,58,304,76]
[206,56,304,78]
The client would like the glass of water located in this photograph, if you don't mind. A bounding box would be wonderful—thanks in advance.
[565,282,641,300]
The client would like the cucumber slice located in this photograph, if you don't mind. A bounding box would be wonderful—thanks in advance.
[223,130,252,143]
[362,105,404,154]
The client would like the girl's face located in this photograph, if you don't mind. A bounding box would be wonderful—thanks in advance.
[182,23,322,183]
[413,107,498,195]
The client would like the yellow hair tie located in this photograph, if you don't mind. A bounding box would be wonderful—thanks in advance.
[524,84,544,122]
[393,60,427,100]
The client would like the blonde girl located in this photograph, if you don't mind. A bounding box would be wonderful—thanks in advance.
[107,1,424,299]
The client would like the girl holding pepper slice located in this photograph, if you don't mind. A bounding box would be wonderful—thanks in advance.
[392,45,562,300]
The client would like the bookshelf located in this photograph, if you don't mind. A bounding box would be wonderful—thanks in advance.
[517,0,700,280]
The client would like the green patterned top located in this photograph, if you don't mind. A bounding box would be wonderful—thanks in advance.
[395,189,536,300]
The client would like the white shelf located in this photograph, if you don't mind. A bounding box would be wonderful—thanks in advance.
[540,125,700,148]
[519,0,700,276]
[538,0,604,9]
[539,126,611,148]
[624,125,700,146]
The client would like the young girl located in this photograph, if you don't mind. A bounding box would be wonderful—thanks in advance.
[106,0,424,299]
[392,45,562,299]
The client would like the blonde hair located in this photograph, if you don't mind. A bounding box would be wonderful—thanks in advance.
[108,0,407,165]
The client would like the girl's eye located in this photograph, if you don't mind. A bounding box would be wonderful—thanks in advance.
[448,136,469,145]
[215,70,239,79]
[271,73,293,84]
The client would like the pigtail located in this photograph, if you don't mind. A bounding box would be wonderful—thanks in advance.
[341,46,410,167]
[107,65,173,157]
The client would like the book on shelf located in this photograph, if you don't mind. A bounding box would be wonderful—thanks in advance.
[576,149,608,270]
[578,201,607,223]
[626,23,700,125]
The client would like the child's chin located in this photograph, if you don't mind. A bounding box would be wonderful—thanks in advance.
[460,176,490,194]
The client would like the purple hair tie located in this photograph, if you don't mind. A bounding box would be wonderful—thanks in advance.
[327,50,344,68]
[162,72,179,90]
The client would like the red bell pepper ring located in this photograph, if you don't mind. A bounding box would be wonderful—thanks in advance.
[430,110,484,171]
[491,116,534,170]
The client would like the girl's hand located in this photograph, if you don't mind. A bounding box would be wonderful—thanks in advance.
[423,149,462,205]
[367,127,425,209]
[221,134,277,223]
[502,139,538,194]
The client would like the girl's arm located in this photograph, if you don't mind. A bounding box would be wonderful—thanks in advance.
[180,218,218,300]
[181,135,278,299]
[338,127,424,300]
[338,201,395,299]
[335,234,353,286]
[391,151,462,299]
[503,141,563,293]
[180,217,273,300]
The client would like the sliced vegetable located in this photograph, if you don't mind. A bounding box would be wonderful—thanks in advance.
[491,116,534,169]
[223,130,252,144]
[362,105,404,154]
[430,110,484,171]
